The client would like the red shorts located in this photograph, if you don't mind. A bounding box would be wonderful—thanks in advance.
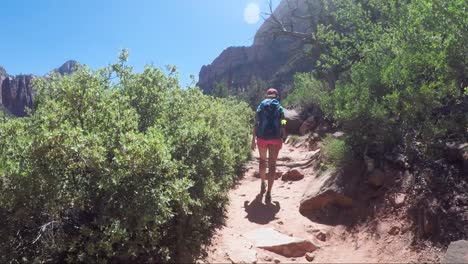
[256,138,282,149]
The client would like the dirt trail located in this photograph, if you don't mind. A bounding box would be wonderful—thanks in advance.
[205,143,442,263]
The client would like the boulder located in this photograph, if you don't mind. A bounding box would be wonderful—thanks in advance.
[443,240,468,263]
[282,169,304,181]
[299,170,353,215]
[245,228,317,257]
[368,169,385,187]
[299,116,317,135]
[284,109,304,135]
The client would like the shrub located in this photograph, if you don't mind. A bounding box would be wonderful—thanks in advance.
[321,135,350,169]
[283,73,328,109]
[0,53,253,263]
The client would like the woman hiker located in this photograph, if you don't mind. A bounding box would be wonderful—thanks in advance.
[251,88,287,203]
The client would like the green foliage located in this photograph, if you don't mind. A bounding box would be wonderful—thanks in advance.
[212,76,269,110]
[212,80,229,98]
[321,135,350,169]
[0,54,253,263]
[283,73,328,109]
[288,0,467,159]
[239,76,269,109]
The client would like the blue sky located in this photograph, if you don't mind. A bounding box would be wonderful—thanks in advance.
[0,0,278,87]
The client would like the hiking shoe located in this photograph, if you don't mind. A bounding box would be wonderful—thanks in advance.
[265,191,271,204]
[260,181,266,194]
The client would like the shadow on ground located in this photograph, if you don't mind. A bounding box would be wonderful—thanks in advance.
[244,194,281,225]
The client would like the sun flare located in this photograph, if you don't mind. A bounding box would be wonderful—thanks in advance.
[244,3,260,24]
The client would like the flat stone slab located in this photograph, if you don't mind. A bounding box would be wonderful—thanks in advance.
[226,239,257,264]
[443,240,468,263]
[245,228,317,257]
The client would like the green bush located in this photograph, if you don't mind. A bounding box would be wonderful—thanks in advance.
[283,73,328,109]
[0,53,253,263]
[321,135,350,169]
[211,76,269,110]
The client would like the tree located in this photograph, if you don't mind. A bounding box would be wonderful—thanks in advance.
[275,0,467,159]
[212,80,229,98]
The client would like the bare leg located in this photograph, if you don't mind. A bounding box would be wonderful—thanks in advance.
[258,146,268,184]
[267,145,280,192]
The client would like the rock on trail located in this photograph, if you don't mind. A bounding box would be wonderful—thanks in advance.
[245,228,317,257]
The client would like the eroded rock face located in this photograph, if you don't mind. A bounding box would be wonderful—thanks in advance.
[0,66,7,107]
[299,170,353,215]
[197,0,324,94]
[284,109,303,135]
[299,159,366,218]
[0,60,77,117]
[299,116,317,136]
[1,75,35,117]
[198,43,308,94]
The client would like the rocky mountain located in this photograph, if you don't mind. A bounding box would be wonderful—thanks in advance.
[0,74,35,117]
[0,60,77,117]
[198,0,322,95]
[0,66,6,77]
[52,60,78,76]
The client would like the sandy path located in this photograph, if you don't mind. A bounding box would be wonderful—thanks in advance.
[205,143,441,263]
